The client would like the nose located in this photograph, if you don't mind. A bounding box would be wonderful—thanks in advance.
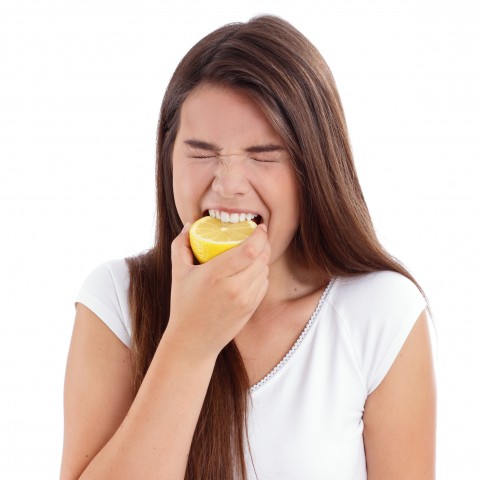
[211,156,251,198]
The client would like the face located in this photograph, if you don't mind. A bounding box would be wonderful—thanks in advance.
[172,83,300,266]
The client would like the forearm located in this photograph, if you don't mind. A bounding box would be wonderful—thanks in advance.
[79,333,216,480]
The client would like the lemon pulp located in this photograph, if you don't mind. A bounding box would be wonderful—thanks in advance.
[189,216,257,263]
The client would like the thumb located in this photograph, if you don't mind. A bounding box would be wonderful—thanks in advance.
[171,222,194,271]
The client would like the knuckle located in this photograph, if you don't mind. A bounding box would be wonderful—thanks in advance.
[210,272,223,286]
[237,293,251,309]
[260,251,270,264]
[226,284,250,308]
[243,243,257,260]
[226,283,241,300]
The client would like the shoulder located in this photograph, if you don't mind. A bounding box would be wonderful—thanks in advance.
[327,270,427,394]
[75,258,132,347]
[330,270,423,306]
[80,258,130,288]
[328,270,425,326]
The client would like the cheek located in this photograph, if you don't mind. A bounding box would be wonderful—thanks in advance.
[279,169,300,216]
[263,171,299,236]
[277,171,300,239]
[172,163,212,219]
[172,164,191,218]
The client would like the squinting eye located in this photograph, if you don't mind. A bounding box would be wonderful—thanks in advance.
[189,154,217,159]
[252,157,277,163]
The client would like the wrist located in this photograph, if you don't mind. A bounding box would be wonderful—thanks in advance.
[160,324,219,368]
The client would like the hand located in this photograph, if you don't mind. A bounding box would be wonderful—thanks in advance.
[165,223,270,361]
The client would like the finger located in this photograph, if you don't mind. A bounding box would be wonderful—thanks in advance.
[209,223,269,276]
[171,223,194,272]
[233,252,270,295]
[228,227,271,278]
[223,244,270,298]
[229,260,269,315]
[251,273,269,310]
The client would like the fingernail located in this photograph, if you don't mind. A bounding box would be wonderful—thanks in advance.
[182,222,191,233]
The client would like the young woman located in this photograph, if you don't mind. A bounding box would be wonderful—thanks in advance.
[61,15,436,480]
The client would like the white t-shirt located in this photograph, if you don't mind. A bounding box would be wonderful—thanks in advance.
[76,259,427,480]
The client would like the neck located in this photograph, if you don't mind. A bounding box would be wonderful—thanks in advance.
[259,249,330,309]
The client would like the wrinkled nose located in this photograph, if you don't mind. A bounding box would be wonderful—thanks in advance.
[211,157,251,198]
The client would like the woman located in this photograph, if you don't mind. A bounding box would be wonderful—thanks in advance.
[61,15,436,480]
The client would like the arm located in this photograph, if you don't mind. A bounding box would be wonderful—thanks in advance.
[61,225,270,479]
[363,310,436,479]
[60,304,217,480]
[60,303,134,479]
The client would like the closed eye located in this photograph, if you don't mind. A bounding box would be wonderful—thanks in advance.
[189,154,217,159]
[185,146,218,160]
[252,158,278,163]
[184,140,220,160]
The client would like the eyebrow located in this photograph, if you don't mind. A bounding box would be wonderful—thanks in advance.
[245,144,285,154]
[184,139,285,154]
[184,139,222,152]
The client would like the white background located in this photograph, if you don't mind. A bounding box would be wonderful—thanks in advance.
[1,0,479,478]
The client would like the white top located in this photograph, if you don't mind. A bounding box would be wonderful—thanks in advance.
[76,259,427,479]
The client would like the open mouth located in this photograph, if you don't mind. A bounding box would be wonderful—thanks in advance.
[203,209,263,225]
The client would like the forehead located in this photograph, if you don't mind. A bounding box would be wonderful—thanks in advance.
[177,83,283,147]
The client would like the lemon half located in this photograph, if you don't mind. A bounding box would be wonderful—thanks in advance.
[189,216,257,263]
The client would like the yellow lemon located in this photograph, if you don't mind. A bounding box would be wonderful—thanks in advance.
[189,216,257,263]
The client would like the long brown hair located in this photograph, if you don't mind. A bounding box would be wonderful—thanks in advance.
[126,14,427,479]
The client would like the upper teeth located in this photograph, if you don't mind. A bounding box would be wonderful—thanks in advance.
[208,209,258,223]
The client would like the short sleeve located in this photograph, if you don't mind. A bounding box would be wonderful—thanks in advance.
[331,271,427,395]
[75,259,132,347]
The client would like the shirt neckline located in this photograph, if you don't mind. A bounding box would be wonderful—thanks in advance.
[249,277,336,393]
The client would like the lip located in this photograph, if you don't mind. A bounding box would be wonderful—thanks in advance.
[202,207,265,225]
[204,206,262,216]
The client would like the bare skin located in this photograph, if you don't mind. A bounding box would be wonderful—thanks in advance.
[61,84,436,478]
[61,298,436,479]
[363,310,436,479]
[61,225,271,479]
